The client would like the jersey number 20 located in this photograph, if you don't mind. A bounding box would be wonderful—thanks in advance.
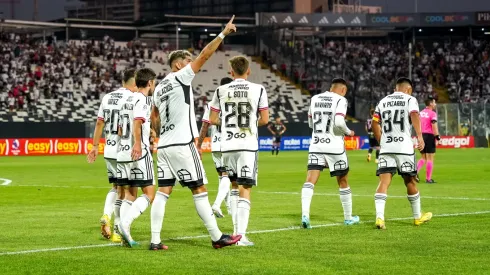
[103,109,120,135]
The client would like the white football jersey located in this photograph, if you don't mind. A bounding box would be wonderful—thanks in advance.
[117,92,152,162]
[202,103,221,152]
[209,78,268,152]
[153,64,198,148]
[373,91,419,154]
[96,88,132,159]
[308,91,348,154]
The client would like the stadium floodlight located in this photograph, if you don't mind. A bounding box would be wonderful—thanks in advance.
[450,28,453,32]
[178,27,181,31]
[482,28,485,31]
[418,29,422,32]
[205,28,207,32]
[210,33,217,36]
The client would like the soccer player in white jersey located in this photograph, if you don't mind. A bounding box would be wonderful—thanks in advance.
[300,78,360,229]
[150,16,241,250]
[198,77,234,218]
[209,56,270,246]
[87,68,137,242]
[372,77,432,230]
[116,68,157,247]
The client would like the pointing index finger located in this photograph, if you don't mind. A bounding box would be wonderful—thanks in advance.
[228,15,235,24]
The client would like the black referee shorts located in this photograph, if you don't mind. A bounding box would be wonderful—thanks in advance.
[421,133,436,154]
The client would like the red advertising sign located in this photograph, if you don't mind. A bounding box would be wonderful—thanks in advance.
[344,136,361,150]
[0,138,213,156]
[412,136,474,149]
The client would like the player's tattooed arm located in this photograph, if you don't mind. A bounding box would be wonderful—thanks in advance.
[197,122,210,149]
[191,15,236,73]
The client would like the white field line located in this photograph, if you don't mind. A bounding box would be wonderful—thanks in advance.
[0,178,12,186]
[4,184,490,201]
[1,210,489,256]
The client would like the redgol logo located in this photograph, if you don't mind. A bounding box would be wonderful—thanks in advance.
[439,137,470,148]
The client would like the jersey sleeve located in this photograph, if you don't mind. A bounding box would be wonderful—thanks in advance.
[431,111,438,123]
[209,88,220,112]
[308,99,313,128]
[408,97,419,114]
[202,104,211,123]
[336,97,348,117]
[134,96,150,122]
[373,104,381,123]
[258,86,269,111]
[175,64,195,86]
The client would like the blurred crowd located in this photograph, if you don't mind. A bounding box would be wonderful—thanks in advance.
[265,38,490,104]
[0,32,158,113]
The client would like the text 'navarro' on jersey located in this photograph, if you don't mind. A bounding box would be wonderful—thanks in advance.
[97,88,133,160]
[153,64,199,148]
[374,92,419,155]
[308,92,348,154]
[209,79,268,152]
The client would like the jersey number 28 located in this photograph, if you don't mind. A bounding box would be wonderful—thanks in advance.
[224,102,252,128]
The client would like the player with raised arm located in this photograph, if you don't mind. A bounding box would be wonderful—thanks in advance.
[209,56,269,246]
[300,78,360,229]
[117,68,157,247]
[150,16,241,251]
[416,97,440,184]
[87,68,137,242]
[366,109,380,163]
[268,117,287,155]
[198,77,234,218]
[372,77,432,230]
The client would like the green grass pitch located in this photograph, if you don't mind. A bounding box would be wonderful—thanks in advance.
[0,149,489,274]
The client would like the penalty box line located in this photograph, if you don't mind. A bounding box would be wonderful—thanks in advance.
[1,210,489,256]
[5,184,490,201]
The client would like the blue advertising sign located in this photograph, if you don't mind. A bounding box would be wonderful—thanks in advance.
[258,136,370,151]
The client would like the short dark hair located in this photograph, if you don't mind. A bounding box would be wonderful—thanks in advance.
[396,77,413,87]
[332,78,347,86]
[168,50,192,67]
[122,68,136,83]
[135,68,156,88]
[229,56,249,76]
[220,77,233,85]
[425,98,435,106]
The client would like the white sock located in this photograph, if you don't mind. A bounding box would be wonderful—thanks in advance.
[103,188,117,217]
[151,191,169,244]
[120,200,133,223]
[114,199,122,230]
[301,182,314,218]
[374,193,387,220]
[407,192,421,219]
[213,176,231,208]
[193,192,222,242]
[123,195,150,227]
[237,198,251,238]
[230,189,239,234]
[339,187,352,220]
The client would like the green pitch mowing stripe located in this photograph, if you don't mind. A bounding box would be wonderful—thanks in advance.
[1,210,489,256]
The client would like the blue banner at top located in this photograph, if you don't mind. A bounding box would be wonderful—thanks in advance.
[258,136,371,151]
